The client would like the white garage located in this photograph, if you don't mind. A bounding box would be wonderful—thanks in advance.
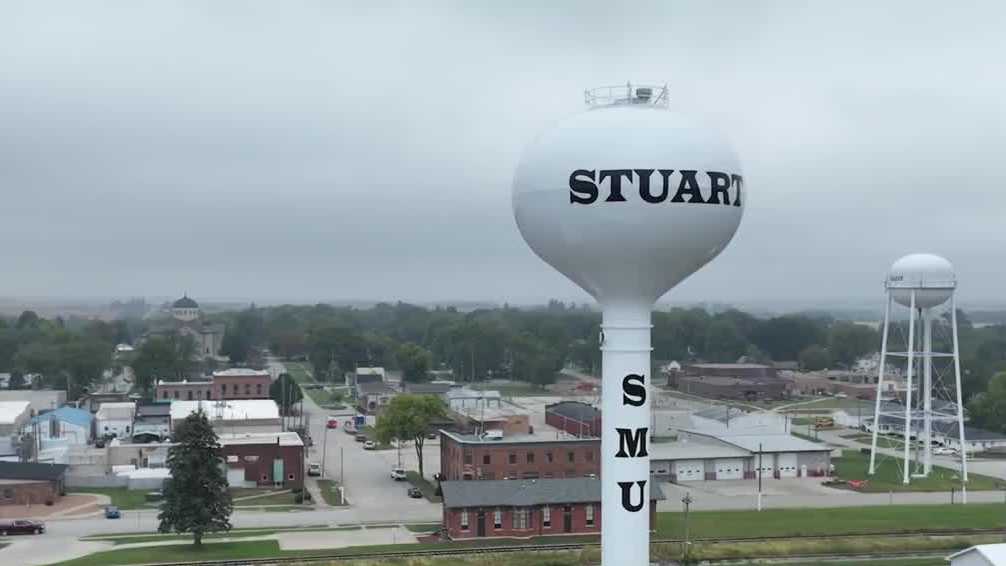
[714,458,744,480]
[675,460,704,481]
[776,453,798,478]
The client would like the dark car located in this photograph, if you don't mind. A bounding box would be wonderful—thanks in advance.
[0,519,45,535]
[355,434,367,443]
[104,505,121,519]
[407,487,423,499]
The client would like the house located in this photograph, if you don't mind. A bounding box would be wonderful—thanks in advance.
[440,477,664,539]
[648,430,833,481]
[447,388,501,411]
[169,400,281,434]
[24,407,92,448]
[347,367,386,387]
[440,430,599,481]
[0,461,68,506]
[545,401,601,438]
[356,382,397,413]
[0,401,31,437]
[402,382,454,395]
[77,392,132,414]
[219,431,305,489]
[96,402,136,439]
[947,543,1006,566]
[133,403,171,441]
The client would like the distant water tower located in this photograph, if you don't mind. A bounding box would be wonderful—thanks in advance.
[513,83,744,566]
[868,254,967,486]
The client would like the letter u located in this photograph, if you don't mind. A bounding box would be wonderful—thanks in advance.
[618,480,646,512]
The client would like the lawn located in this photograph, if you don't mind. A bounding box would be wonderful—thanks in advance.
[50,541,287,566]
[405,522,441,533]
[231,490,299,507]
[316,479,347,506]
[832,450,1004,492]
[67,488,153,510]
[406,471,442,502]
[655,503,1006,539]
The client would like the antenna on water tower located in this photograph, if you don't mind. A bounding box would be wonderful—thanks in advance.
[512,82,744,566]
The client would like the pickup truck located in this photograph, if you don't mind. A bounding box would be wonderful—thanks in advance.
[0,519,45,535]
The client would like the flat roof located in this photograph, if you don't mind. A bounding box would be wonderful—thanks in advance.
[689,363,773,370]
[441,430,597,446]
[693,432,831,453]
[455,405,527,421]
[649,439,750,461]
[213,368,270,378]
[546,401,601,422]
[219,431,303,447]
[0,401,30,424]
[157,379,212,386]
[441,477,665,508]
[170,400,280,421]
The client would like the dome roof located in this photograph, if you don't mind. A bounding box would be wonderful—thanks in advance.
[172,295,199,309]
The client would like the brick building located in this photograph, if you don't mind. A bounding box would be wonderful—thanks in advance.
[545,401,601,438]
[0,462,68,506]
[671,363,789,401]
[440,478,663,539]
[440,430,599,481]
[219,432,305,489]
[155,368,272,402]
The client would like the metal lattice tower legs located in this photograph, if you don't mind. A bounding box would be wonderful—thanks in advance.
[923,312,933,476]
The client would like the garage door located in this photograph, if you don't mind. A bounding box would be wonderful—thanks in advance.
[226,467,249,487]
[714,459,744,480]
[650,461,670,478]
[777,453,798,478]
[755,458,774,478]
[675,460,704,481]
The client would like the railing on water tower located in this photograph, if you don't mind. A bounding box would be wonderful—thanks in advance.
[584,82,670,108]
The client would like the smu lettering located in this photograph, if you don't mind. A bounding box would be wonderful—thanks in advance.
[616,373,648,512]
[569,169,743,206]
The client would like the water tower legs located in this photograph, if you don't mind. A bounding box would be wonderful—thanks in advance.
[902,291,916,485]
[951,296,969,483]
[868,295,892,476]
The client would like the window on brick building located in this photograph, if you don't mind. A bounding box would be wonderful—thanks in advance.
[493,508,502,529]
[526,452,534,464]
[567,451,575,463]
[512,507,529,530]
[464,451,472,465]
[460,510,469,530]
[508,453,517,465]
[173,391,179,399]
[245,383,251,394]
[257,384,262,395]
[162,391,168,399]
[546,451,553,463]
[542,505,551,527]
[187,390,193,400]
[586,504,595,526]
[483,454,491,465]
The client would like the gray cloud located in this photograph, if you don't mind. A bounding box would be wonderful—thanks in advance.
[1,1,1004,308]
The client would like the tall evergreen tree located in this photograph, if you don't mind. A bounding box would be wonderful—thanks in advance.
[158,409,233,545]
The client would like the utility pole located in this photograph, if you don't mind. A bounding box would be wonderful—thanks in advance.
[757,442,763,511]
[681,493,693,562]
[322,423,329,477]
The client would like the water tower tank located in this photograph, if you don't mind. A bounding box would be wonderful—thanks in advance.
[512,84,743,306]
[887,253,955,309]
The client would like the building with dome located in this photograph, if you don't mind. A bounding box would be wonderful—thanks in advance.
[143,295,226,360]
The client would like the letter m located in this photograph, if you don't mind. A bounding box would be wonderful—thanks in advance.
[614,427,649,458]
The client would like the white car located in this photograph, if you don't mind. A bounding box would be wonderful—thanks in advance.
[308,462,322,476]
[363,440,376,450]
[933,447,954,456]
[391,467,407,481]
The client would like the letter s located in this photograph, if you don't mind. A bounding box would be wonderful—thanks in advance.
[569,169,598,204]
[622,374,646,407]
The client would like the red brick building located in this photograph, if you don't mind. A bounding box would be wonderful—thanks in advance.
[440,430,599,481]
[440,478,663,539]
[155,368,271,402]
[545,401,601,438]
[219,432,305,489]
[212,368,271,400]
[0,462,67,506]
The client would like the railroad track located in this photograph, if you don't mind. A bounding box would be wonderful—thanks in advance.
[131,528,1006,566]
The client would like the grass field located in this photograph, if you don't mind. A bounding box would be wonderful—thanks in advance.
[231,490,299,507]
[832,450,1004,492]
[67,488,153,510]
[284,362,347,409]
[654,503,1006,539]
[316,479,347,506]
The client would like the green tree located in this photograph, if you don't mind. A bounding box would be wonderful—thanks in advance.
[15,310,40,330]
[828,322,878,367]
[269,373,303,414]
[396,342,432,382]
[798,344,831,371]
[132,335,195,396]
[375,395,447,479]
[968,371,1006,434]
[158,409,233,546]
[703,320,747,362]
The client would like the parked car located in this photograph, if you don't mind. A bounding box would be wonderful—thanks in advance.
[933,446,954,456]
[426,431,437,440]
[407,487,423,499]
[0,519,45,535]
[308,462,322,476]
[354,433,367,443]
[363,440,376,450]
[104,505,121,519]
[326,417,339,429]
[391,467,407,481]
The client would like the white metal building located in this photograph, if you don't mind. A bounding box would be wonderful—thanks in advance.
[947,543,1006,566]
[446,388,502,410]
[0,401,31,437]
[96,402,136,438]
[169,400,281,433]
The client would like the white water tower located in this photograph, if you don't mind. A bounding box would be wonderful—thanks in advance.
[513,83,744,566]
[869,253,967,486]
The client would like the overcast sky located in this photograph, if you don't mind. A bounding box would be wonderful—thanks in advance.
[2,2,1004,309]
